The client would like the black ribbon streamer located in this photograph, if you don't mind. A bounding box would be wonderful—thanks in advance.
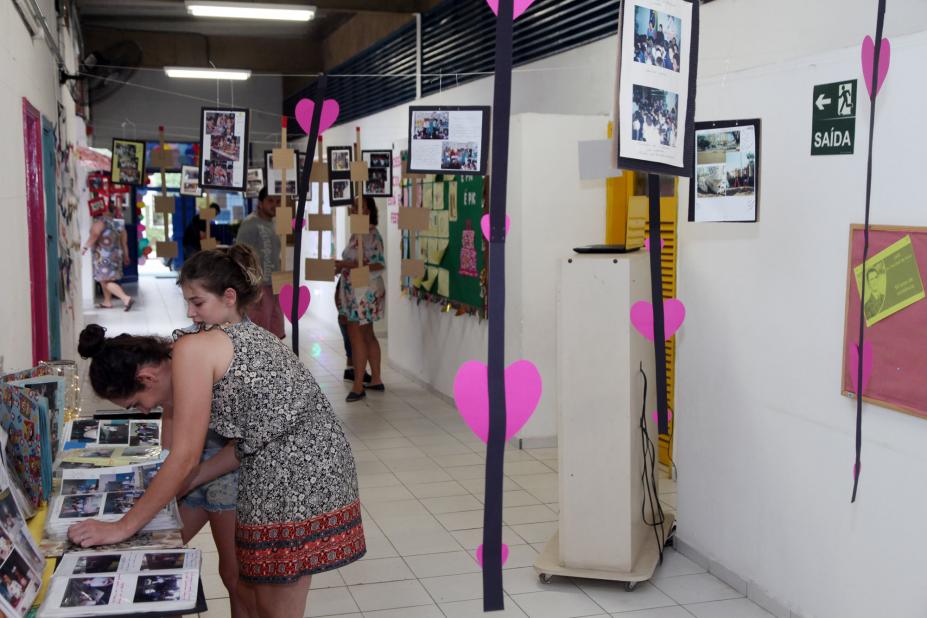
[853,0,887,503]
[291,75,328,356]
[484,0,514,610]
[647,174,670,435]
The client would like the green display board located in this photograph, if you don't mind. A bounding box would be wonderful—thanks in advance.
[401,174,487,313]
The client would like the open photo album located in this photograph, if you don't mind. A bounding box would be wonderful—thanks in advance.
[0,461,45,617]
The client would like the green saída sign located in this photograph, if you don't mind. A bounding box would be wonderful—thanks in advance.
[811,79,857,155]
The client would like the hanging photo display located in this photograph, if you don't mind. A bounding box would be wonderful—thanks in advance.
[613,0,699,176]
[144,142,198,172]
[264,151,309,198]
[245,168,264,198]
[179,165,201,197]
[198,107,249,191]
[110,139,146,186]
[362,149,393,197]
[407,106,491,175]
[688,119,760,222]
[327,146,354,206]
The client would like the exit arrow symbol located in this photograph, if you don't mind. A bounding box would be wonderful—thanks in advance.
[816,93,832,110]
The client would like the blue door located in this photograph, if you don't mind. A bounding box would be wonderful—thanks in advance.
[41,116,61,359]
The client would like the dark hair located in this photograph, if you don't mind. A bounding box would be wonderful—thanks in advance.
[178,245,263,310]
[78,324,172,400]
[258,186,268,202]
[209,203,221,215]
[365,197,378,226]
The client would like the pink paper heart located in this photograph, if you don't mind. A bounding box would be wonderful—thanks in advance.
[476,543,509,567]
[849,341,873,394]
[630,299,686,341]
[291,218,307,231]
[480,214,510,241]
[644,238,665,251]
[861,35,891,98]
[278,284,311,322]
[453,360,542,443]
[651,409,673,425]
[295,99,340,135]
[486,0,535,19]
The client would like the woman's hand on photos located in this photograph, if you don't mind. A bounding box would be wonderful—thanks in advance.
[68,519,133,548]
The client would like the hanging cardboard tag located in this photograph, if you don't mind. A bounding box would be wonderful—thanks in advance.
[154,195,175,214]
[149,150,173,170]
[156,241,178,259]
[309,165,329,183]
[307,214,333,231]
[401,259,426,279]
[350,161,369,182]
[275,206,294,235]
[350,214,370,235]
[398,207,430,231]
[305,258,335,282]
[271,271,292,295]
[350,265,371,289]
[200,237,219,251]
[272,148,296,170]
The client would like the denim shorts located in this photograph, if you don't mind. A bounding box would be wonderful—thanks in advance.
[180,447,239,512]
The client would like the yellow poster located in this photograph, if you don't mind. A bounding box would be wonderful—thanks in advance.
[854,235,926,327]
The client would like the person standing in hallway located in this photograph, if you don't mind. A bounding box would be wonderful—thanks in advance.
[235,187,284,338]
[336,197,386,402]
[82,204,134,311]
[183,202,221,259]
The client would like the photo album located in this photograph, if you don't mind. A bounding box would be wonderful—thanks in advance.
[61,418,161,452]
[0,380,54,508]
[0,462,45,617]
[38,549,201,617]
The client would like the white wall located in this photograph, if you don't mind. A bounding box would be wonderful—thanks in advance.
[0,0,83,370]
[676,29,927,618]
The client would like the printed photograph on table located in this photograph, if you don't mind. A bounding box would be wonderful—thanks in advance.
[72,554,122,575]
[110,139,145,186]
[407,106,491,175]
[689,119,760,222]
[198,107,249,191]
[362,149,393,197]
[96,420,129,445]
[614,0,699,175]
[0,549,41,616]
[179,165,200,197]
[61,576,114,607]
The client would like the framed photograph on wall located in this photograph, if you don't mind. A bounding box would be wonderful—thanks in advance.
[145,141,198,172]
[688,119,760,222]
[179,165,201,197]
[613,0,700,177]
[199,107,249,191]
[407,106,491,176]
[362,149,393,197]
[327,146,354,206]
[110,139,146,186]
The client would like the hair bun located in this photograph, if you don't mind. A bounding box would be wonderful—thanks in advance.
[78,324,107,359]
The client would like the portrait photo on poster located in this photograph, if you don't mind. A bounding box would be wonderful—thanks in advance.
[363,149,393,197]
[198,107,249,191]
[613,0,699,177]
[688,119,760,222]
[407,106,491,176]
[110,139,146,186]
[327,146,354,206]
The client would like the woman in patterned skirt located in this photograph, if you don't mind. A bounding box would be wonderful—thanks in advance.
[81,204,134,310]
[70,246,365,618]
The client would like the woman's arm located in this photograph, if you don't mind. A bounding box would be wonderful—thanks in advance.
[121,227,130,266]
[68,332,233,547]
[81,221,104,255]
[176,442,240,498]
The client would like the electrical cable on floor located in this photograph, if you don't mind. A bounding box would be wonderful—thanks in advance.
[638,362,666,565]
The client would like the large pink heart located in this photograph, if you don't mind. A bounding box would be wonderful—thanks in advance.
[480,214,510,241]
[630,299,686,341]
[278,284,311,322]
[453,360,542,443]
[486,0,535,19]
[861,35,891,98]
[476,543,509,567]
[849,341,873,394]
[295,99,340,135]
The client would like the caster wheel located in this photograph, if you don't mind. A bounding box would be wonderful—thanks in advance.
[625,581,639,592]
[539,573,553,584]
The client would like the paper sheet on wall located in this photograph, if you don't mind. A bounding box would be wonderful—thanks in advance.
[424,183,434,210]
[434,182,445,211]
[854,235,926,327]
[436,211,450,238]
[449,182,459,221]
[437,268,450,297]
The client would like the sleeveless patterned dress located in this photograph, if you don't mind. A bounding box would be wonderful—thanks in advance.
[173,320,365,583]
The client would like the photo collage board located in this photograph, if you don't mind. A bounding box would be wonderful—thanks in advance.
[199,107,250,191]
[400,173,487,312]
[327,146,355,206]
[689,119,761,222]
[407,106,490,176]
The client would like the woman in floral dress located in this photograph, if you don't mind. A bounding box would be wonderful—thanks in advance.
[336,197,386,402]
[81,205,134,310]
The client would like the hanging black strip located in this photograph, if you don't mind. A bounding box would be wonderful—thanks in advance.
[484,0,514,611]
[291,75,328,356]
[647,174,670,435]
[853,0,887,503]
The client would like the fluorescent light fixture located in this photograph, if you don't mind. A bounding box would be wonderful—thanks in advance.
[164,66,252,80]
[185,1,315,21]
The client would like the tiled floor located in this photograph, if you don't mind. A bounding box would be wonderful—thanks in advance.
[81,274,771,618]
